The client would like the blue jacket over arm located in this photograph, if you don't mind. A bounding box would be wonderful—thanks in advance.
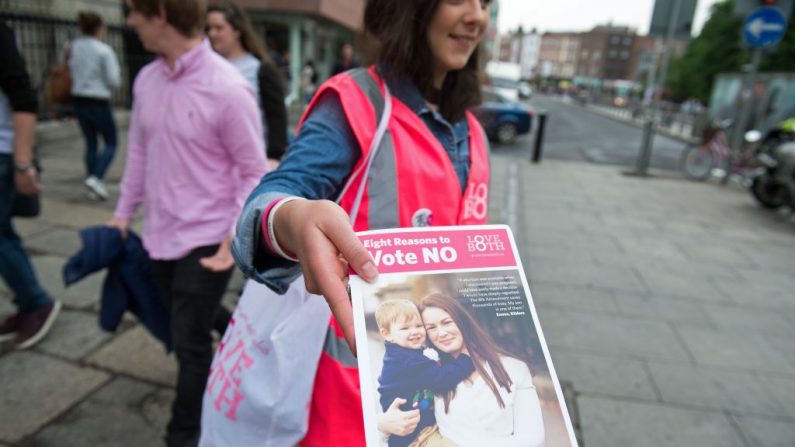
[63,226,171,350]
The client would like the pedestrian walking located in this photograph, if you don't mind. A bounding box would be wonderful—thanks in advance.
[0,21,61,349]
[207,1,289,161]
[331,42,359,76]
[69,11,121,201]
[109,0,268,445]
[225,0,492,445]
[300,60,317,104]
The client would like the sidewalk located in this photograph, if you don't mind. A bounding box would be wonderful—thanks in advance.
[0,117,794,446]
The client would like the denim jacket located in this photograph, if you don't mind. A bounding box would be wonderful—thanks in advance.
[232,71,471,293]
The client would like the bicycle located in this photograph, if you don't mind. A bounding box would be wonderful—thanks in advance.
[679,119,759,182]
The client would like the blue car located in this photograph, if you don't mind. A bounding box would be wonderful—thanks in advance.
[475,88,533,144]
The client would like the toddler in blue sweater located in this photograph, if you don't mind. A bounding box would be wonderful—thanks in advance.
[376,299,474,447]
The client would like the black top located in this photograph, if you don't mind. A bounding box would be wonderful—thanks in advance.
[0,22,37,113]
[257,60,288,160]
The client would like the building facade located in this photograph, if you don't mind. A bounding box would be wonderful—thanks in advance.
[229,0,364,103]
[497,27,541,79]
[1,0,367,111]
[538,32,581,78]
[629,35,688,82]
[575,25,637,81]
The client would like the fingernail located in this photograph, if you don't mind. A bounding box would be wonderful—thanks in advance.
[359,261,378,281]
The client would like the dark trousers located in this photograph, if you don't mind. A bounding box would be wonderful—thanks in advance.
[152,245,233,447]
[0,154,50,313]
[72,97,117,180]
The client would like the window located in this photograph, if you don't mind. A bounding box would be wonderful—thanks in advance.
[610,36,620,44]
[623,37,632,46]
[620,50,629,60]
[608,49,617,59]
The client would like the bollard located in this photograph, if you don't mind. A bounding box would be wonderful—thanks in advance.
[531,112,548,163]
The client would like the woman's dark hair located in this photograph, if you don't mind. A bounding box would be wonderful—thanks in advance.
[77,11,103,35]
[363,0,484,122]
[418,293,514,413]
[207,1,272,65]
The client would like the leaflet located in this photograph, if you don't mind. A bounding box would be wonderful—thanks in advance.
[350,225,579,447]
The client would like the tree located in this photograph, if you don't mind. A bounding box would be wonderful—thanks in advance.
[667,0,744,102]
[759,14,795,71]
[667,0,795,102]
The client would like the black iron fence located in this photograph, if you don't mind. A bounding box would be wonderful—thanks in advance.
[1,12,153,118]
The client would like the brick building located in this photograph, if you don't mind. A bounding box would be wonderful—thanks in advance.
[575,25,637,81]
[538,32,581,78]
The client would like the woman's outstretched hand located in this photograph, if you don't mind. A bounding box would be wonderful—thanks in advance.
[273,199,378,356]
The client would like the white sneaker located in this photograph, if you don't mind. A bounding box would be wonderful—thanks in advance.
[85,176,109,200]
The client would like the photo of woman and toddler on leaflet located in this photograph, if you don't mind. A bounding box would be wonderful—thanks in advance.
[357,271,576,447]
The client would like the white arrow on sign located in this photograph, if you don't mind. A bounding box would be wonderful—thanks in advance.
[747,17,785,38]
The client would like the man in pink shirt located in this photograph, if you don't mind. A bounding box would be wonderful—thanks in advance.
[109,1,268,445]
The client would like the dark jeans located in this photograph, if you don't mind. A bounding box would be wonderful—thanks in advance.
[0,154,50,313]
[72,97,117,180]
[152,245,233,447]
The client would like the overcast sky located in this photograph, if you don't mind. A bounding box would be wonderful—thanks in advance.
[497,0,724,36]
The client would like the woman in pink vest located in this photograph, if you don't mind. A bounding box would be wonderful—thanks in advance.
[230,0,493,445]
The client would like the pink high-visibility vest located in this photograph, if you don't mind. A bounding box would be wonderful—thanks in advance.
[299,67,490,447]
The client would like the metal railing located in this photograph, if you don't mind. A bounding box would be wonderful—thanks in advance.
[2,12,152,118]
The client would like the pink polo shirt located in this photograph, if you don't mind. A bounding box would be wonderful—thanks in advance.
[114,40,268,260]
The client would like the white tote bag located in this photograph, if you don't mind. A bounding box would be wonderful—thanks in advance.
[199,83,393,447]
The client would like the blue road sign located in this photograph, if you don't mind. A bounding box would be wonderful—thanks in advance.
[743,7,788,48]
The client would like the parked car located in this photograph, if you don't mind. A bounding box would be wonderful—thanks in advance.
[518,81,533,99]
[475,88,533,144]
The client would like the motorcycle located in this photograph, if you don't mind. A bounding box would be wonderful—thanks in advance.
[750,139,795,210]
[759,117,795,150]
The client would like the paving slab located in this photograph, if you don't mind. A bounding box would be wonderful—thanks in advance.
[29,255,102,309]
[701,304,795,336]
[715,276,795,311]
[674,239,757,267]
[86,326,176,387]
[531,283,620,315]
[758,374,795,421]
[35,309,114,361]
[37,197,115,230]
[538,308,692,362]
[0,352,109,443]
[633,264,731,304]
[12,218,55,239]
[528,260,648,294]
[578,396,746,447]
[613,293,712,327]
[550,350,659,401]
[649,364,789,418]
[677,327,795,375]
[733,415,795,447]
[23,228,82,258]
[614,235,690,263]
[30,377,169,447]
